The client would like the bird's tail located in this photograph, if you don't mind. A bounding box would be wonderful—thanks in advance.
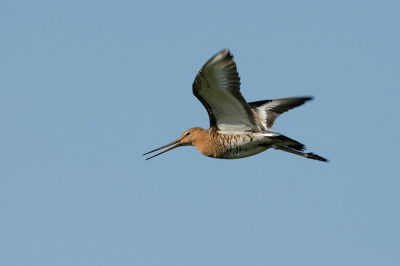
[273,145,328,162]
[270,135,306,152]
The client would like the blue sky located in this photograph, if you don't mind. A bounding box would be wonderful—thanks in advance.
[1,1,399,265]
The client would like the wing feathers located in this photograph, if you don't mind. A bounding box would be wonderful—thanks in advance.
[192,50,313,133]
[193,49,260,133]
[249,97,312,130]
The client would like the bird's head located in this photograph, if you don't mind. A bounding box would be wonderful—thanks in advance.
[143,127,204,160]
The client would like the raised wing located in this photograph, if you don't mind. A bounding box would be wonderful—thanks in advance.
[192,49,260,133]
[248,97,313,130]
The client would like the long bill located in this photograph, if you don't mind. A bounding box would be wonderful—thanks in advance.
[143,140,181,160]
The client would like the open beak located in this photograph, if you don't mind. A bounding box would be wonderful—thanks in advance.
[143,139,181,160]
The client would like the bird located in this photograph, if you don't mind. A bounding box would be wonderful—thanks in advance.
[144,49,328,162]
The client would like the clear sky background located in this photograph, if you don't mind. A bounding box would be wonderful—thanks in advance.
[1,1,400,265]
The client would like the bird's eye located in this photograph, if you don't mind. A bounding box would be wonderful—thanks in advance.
[186,132,191,136]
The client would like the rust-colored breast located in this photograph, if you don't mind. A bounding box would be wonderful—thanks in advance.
[194,130,267,159]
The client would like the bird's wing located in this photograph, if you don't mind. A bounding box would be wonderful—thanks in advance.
[248,97,313,130]
[192,49,260,133]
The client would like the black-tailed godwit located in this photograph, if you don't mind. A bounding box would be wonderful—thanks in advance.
[144,49,328,162]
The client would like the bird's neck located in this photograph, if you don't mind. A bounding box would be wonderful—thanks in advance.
[193,128,221,158]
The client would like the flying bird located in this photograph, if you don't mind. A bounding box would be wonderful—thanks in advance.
[144,49,328,162]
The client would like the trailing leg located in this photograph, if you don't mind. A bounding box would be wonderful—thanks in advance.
[272,145,328,162]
